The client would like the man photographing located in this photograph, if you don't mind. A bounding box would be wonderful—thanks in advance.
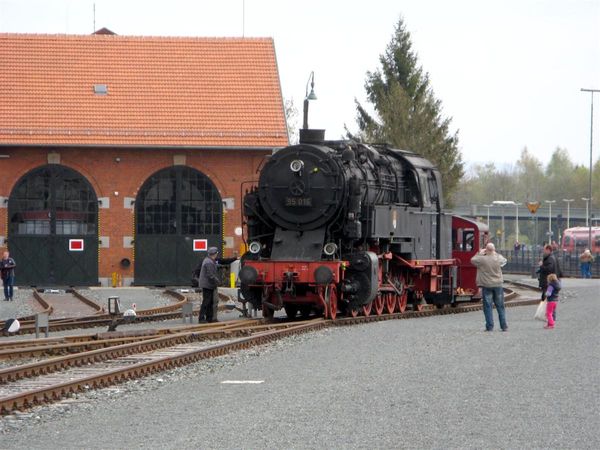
[470,243,508,332]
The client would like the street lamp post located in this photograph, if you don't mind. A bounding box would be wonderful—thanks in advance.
[483,204,492,226]
[302,71,317,129]
[492,201,517,250]
[563,199,574,229]
[545,200,556,243]
[581,88,598,253]
[582,197,591,227]
[515,202,522,241]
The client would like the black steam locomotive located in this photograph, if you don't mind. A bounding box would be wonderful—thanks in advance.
[240,130,481,319]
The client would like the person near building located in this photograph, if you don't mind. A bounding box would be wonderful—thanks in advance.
[195,250,237,322]
[197,247,221,323]
[210,254,238,321]
[579,249,594,279]
[0,251,16,301]
[470,243,508,332]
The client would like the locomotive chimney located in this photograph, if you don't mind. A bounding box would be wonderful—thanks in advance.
[299,128,326,145]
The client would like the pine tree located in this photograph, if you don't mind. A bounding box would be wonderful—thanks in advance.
[355,17,463,204]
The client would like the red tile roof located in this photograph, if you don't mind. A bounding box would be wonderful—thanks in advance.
[0,33,288,148]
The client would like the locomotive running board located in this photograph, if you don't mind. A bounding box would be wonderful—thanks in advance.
[393,255,456,269]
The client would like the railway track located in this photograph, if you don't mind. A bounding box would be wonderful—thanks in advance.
[0,289,191,335]
[0,320,263,361]
[0,320,320,414]
[0,283,539,414]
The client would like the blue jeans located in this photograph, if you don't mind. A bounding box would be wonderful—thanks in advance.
[482,286,507,331]
[580,262,592,279]
[2,275,14,300]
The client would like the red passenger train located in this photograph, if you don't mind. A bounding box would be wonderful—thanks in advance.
[561,226,600,255]
[239,131,486,319]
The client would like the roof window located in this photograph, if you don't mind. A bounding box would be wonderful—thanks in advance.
[93,84,108,95]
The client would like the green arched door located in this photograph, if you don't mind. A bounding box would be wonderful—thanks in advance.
[8,165,98,286]
[134,166,223,285]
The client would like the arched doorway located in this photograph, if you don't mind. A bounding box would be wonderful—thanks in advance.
[8,165,99,286]
[134,166,223,285]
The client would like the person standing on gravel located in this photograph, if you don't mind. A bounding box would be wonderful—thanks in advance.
[538,244,562,298]
[470,243,508,332]
[211,253,238,321]
[198,247,220,323]
[195,251,238,322]
[0,251,16,301]
[543,273,561,329]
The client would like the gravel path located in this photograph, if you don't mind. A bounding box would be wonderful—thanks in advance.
[83,287,177,312]
[0,288,35,322]
[1,279,598,449]
[40,293,98,319]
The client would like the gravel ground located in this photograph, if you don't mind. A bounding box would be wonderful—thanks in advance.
[1,278,599,449]
[0,288,35,322]
[83,287,178,312]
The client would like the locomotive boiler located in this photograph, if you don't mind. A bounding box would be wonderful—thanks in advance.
[240,130,482,319]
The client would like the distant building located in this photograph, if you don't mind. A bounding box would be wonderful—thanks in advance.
[0,32,288,286]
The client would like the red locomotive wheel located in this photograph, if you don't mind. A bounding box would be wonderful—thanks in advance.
[349,308,359,317]
[262,303,275,319]
[385,293,396,314]
[374,294,384,316]
[413,297,425,311]
[397,291,408,313]
[362,302,372,317]
[327,285,338,320]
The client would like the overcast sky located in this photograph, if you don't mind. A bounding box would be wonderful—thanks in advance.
[1,0,599,168]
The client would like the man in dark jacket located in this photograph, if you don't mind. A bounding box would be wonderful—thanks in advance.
[195,251,237,322]
[538,244,561,299]
[0,251,16,301]
[538,244,563,321]
[198,247,220,323]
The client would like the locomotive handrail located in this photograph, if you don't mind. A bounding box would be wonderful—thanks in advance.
[409,210,441,215]
[393,255,457,268]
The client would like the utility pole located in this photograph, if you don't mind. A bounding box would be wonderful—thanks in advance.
[581,88,599,251]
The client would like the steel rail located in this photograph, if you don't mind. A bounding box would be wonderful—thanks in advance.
[0,286,539,414]
[0,321,325,414]
[0,289,190,334]
[0,320,312,384]
[0,319,265,357]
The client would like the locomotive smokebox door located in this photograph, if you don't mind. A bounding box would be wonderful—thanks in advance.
[271,228,325,261]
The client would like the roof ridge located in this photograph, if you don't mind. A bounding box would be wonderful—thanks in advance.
[0,32,273,42]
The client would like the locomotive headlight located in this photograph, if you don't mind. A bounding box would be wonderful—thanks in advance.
[248,241,261,254]
[323,242,337,256]
[290,159,304,173]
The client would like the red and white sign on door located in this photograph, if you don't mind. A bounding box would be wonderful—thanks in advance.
[69,239,84,251]
[193,239,208,252]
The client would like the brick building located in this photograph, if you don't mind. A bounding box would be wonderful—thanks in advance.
[0,32,288,286]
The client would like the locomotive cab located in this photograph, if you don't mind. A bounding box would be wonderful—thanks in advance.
[451,216,489,300]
